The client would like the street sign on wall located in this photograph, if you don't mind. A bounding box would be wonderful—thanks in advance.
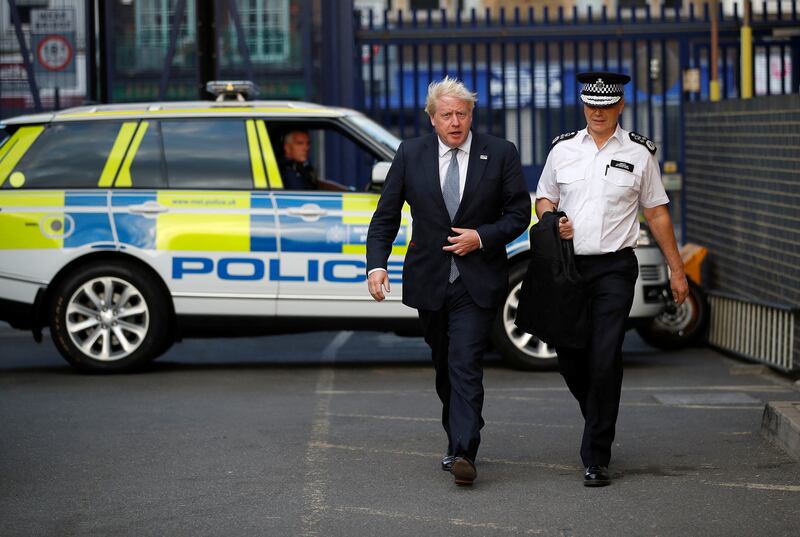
[30,8,77,89]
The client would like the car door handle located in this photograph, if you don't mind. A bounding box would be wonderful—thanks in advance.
[287,205,327,219]
[128,201,169,215]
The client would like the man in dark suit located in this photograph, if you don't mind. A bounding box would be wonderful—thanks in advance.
[366,77,531,486]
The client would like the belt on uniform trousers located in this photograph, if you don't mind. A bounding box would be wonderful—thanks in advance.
[574,247,634,261]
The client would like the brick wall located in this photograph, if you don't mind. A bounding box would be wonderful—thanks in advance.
[684,94,800,371]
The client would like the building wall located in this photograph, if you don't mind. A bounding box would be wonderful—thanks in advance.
[684,94,800,370]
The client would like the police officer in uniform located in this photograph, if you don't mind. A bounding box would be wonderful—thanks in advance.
[281,129,318,190]
[534,72,689,486]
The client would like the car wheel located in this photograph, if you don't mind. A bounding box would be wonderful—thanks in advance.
[49,261,170,373]
[492,262,559,371]
[635,279,709,350]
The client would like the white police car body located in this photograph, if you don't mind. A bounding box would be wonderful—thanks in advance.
[0,87,669,372]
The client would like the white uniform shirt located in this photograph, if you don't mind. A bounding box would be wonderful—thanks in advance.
[536,126,669,255]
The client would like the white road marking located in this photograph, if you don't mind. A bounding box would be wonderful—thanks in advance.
[705,481,800,493]
[310,442,577,471]
[326,412,574,428]
[321,330,353,361]
[333,506,543,534]
[300,368,335,537]
[490,385,791,393]
[491,397,764,410]
[317,384,791,396]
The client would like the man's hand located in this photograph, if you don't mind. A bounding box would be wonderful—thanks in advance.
[443,228,481,256]
[670,271,689,305]
[558,216,574,240]
[367,270,391,302]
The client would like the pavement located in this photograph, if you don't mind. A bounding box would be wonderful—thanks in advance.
[1,325,800,536]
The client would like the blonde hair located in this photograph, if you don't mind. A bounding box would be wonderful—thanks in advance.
[424,76,477,116]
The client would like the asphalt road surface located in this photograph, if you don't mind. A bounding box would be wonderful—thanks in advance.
[1,324,799,536]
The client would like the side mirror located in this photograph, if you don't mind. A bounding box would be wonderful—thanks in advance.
[371,162,392,184]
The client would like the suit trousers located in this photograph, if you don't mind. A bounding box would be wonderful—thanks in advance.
[418,277,497,462]
[555,247,638,467]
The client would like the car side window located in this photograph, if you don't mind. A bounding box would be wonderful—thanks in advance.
[161,119,252,189]
[123,121,165,188]
[3,121,122,189]
[267,123,380,192]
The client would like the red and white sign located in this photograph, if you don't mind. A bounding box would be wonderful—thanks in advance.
[36,35,73,72]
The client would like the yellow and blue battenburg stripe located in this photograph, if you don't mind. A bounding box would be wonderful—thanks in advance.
[2,191,408,255]
[110,191,279,252]
[275,193,409,254]
[63,193,115,247]
[0,191,113,249]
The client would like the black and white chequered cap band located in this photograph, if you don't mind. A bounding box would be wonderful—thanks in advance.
[580,81,624,106]
[580,93,623,106]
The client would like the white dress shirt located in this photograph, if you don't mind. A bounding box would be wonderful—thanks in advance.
[536,126,669,255]
[369,131,479,277]
[437,130,472,199]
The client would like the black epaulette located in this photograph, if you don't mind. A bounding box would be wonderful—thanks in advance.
[629,132,657,155]
[551,131,578,147]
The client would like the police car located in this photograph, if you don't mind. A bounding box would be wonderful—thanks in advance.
[0,81,669,372]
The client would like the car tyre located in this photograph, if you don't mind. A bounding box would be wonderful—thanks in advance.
[492,262,559,371]
[49,261,170,373]
[635,279,709,350]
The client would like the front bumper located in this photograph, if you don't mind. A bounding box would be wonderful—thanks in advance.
[631,246,669,319]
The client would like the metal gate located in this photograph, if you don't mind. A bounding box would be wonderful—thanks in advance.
[353,2,800,188]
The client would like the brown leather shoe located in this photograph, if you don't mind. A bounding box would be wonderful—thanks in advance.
[451,457,477,486]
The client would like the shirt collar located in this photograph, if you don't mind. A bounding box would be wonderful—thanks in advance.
[437,131,472,158]
[579,125,625,146]
[611,125,625,144]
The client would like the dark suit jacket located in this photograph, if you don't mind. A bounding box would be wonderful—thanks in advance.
[514,210,588,348]
[366,132,531,310]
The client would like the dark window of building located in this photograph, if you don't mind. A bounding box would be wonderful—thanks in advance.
[410,0,439,11]
[9,122,123,188]
[161,120,252,189]
[618,0,647,8]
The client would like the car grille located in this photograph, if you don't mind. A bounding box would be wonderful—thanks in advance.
[639,265,664,281]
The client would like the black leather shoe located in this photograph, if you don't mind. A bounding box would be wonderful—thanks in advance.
[441,455,455,471]
[583,465,611,487]
[451,457,477,486]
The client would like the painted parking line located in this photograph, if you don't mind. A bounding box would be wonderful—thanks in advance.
[310,442,578,471]
[489,385,792,393]
[301,368,335,537]
[318,384,792,396]
[326,412,575,428]
[332,506,544,534]
[321,330,353,361]
[704,481,800,493]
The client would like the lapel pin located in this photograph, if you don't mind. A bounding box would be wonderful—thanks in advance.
[480,154,488,160]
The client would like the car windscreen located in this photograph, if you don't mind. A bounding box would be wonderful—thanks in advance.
[345,115,401,154]
[0,125,10,147]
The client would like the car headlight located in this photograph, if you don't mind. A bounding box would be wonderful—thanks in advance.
[637,226,653,246]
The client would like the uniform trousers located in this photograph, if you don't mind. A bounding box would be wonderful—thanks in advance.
[556,247,638,467]
[418,277,497,462]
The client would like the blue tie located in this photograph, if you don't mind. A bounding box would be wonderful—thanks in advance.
[443,148,460,282]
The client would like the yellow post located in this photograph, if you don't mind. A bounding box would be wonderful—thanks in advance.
[741,0,753,99]
[710,0,721,101]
